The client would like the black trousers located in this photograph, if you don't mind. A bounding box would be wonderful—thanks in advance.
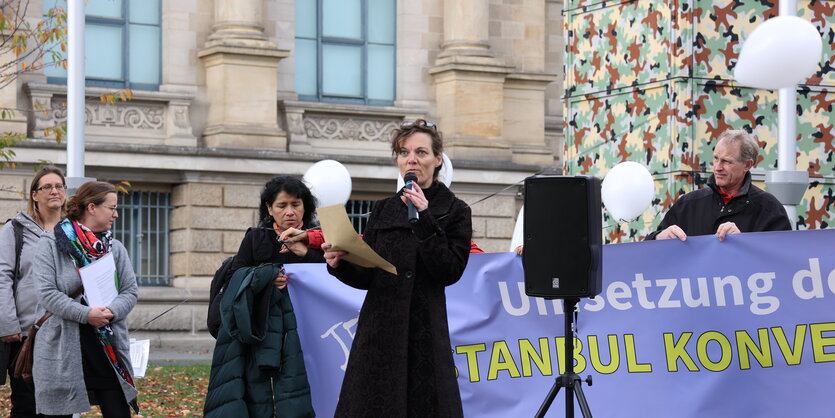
[6,340,44,418]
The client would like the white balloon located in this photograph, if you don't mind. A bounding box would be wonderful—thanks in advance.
[303,160,352,207]
[396,153,453,190]
[601,162,655,223]
[438,153,453,187]
[509,206,524,252]
[734,16,823,90]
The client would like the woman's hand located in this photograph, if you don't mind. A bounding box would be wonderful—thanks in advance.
[279,227,309,257]
[322,243,348,268]
[279,228,309,246]
[401,182,429,211]
[0,333,22,343]
[274,271,289,290]
[87,307,114,327]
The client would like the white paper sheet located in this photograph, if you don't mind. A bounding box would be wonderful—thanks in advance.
[79,252,118,307]
[129,338,150,378]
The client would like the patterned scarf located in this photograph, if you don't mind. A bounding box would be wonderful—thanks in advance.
[54,218,136,390]
[55,218,113,268]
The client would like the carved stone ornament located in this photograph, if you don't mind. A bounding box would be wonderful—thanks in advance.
[53,99,165,130]
[303,115,399,142]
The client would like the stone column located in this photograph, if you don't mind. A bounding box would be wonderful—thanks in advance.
[503,0,557,165]
[440,0,492,57]
[198,0,289,149]
[429,0,514,161]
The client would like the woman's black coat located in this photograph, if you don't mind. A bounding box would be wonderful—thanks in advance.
[328,182,472,418]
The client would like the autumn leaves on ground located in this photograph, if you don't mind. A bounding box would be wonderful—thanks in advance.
[0,364,210,417]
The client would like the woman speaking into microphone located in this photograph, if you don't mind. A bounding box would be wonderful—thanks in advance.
[322,119,472,417]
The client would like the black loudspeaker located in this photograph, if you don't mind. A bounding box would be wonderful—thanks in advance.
[522,175,602,299]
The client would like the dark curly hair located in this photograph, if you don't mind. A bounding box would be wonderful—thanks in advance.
[258,176,317,228]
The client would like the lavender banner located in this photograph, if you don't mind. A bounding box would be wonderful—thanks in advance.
[287,229,835,417]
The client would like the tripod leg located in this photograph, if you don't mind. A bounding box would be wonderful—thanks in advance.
[534,378,562,418]
[573,380,593,418]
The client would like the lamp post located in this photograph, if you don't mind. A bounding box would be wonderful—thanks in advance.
[764,0,809,230]
[66,0,94,194]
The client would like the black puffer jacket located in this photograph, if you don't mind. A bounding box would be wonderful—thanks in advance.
[646,172,791,239]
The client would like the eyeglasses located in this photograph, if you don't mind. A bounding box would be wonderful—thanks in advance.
[100,204,118,214]
[400,120,437,131]
[36,184,67,192]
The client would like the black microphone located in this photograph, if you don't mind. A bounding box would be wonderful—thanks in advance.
[403,173,419,224]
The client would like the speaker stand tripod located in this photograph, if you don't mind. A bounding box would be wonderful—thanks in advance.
[534,298,593,418]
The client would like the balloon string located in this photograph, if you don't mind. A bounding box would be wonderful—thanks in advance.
[601,205,666,231]
[464,173,545,208]
[341,168,833,228]
[347,173,546,221]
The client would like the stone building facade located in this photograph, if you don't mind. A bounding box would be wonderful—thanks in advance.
[0,0,565,349]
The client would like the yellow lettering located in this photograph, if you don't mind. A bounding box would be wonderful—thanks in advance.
[810,322,835,363]
[663,332,699,372]
[588,334,620,374]
[487,341,521,380]
[624,334,652,373]
[519,338,553,377]
[555,337,586,374]
[735,329,773,370]
[696,331,732,371]
[771,325,806,365]
[455,343,487,382]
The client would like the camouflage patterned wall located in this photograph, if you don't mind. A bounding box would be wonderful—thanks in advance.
[563,0,835,243]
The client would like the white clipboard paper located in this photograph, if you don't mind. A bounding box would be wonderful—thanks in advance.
[129,338,150,378]
[79,252,118,307]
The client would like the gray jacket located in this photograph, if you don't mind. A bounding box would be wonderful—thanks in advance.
[0,212,48,336]
[31,232,139,415]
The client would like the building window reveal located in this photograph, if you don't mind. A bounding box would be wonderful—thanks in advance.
[113,190,172,286]
[295,0,395,105]
[43,0,161,90]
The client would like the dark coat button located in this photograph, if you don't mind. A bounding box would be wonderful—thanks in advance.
[405,271,414,279]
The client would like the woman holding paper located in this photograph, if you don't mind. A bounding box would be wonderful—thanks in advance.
[31,181,139,417]
[0,166,67,416]
[225,175,325,283]
[322,119,472,417]
[203,175,320,417]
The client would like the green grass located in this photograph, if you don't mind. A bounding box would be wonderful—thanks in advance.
[0,363,211,417]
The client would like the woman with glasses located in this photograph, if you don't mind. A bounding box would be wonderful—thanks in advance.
[323,119,472,417]
[203,175,318,417]
[0,166,68,416]
[30,181,139,417]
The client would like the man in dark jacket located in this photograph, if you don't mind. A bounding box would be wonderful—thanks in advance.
[646,129,791,241]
